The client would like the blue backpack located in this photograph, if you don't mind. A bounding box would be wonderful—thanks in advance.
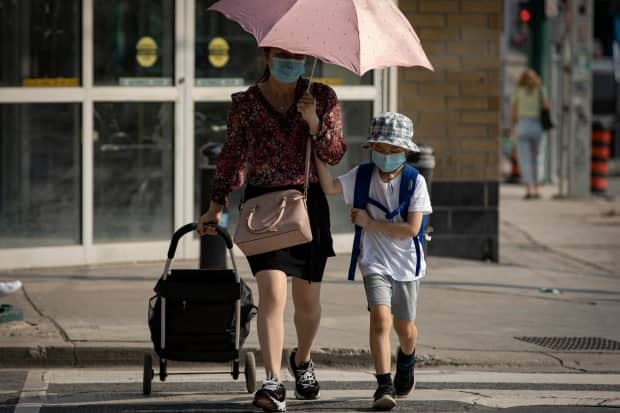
[347,162,429,281]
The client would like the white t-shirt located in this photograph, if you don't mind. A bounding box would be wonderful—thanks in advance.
[337,165,433,281]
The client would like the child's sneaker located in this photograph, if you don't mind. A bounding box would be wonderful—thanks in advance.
[287,349,320,399]
[252,378,286,412]
[372,384,396,411]
[394,347,416,397]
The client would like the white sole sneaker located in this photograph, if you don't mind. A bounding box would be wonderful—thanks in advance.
[287,350,320,400]
[373,394,396,411]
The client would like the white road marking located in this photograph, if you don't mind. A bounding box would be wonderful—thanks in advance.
[7,368,620,410]
[44,368,620,385]
[14,370,48,413]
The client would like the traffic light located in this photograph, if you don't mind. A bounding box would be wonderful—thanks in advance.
[519,7,531,24]
[518,0,533,26]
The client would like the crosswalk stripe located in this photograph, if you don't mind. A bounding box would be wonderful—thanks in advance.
[14,370,48,413]
[44,368,620,386]
[10,368,619,410]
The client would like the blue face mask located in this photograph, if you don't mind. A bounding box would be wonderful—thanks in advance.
[271,57,305,84]
[372,151,407,173]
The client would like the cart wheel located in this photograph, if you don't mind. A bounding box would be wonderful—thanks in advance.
[232,359,240,380]
[143,354,153,395]
[244,352,256,393]
[159,358,167,382]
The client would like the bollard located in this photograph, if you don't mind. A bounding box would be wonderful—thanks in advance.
[591,124,611,195]
[199,143,228,269]
[407,144,435,196]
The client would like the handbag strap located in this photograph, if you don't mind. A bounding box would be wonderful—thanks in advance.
[303,137,311,199]
[239,137,312,208]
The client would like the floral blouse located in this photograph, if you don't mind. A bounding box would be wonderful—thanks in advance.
[211,78,346,206]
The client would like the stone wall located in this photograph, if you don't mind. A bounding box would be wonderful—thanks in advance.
[399,0,502,261]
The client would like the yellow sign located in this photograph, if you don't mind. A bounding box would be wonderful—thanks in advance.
[208,37,230,68]
[310,77,343,86]
[136,36,158,67]
[23,78,80,87]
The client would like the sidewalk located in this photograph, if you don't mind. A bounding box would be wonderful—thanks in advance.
[1,183,619,371]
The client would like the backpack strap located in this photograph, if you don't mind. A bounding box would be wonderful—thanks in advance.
[400,165,428,276]
[399,165,418,221]
[347,162,374,281]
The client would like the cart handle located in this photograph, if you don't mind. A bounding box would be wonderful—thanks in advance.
[167,222,233,259]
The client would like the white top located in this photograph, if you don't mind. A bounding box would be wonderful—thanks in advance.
[338,165,433,281]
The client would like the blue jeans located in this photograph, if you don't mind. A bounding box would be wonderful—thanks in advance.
[516,118,543,185]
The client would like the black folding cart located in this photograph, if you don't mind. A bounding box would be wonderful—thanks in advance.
[143,223,257,395]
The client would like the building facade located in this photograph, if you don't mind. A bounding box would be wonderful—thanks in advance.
[0,0,502,269]
[400,0,502,261]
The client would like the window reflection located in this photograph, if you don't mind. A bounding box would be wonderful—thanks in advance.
[195,0,372,87]
[94,102,174,242]
[0,103,81,247]
[0,0,81,87]
[194,102,243,233]
[328,101,373,233]
[94,0,175,86]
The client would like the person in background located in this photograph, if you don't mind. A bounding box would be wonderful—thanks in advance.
[510,68,551,199]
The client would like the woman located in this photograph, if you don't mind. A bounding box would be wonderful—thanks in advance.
[197,47,346,413]
[510,68,551,199]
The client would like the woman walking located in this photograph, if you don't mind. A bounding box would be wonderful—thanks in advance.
[197,47,346,412]
[510,68,551,199]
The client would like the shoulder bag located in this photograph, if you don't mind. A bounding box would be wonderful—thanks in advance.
[539,88,553,130]
[233,138,313,256]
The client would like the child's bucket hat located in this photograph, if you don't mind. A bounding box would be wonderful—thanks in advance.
[364,112,419,152]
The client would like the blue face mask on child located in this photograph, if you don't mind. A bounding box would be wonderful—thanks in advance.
[271,57,305,84]
[372,151,407,173]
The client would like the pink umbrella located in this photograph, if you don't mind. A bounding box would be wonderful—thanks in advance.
[208,0,433,75]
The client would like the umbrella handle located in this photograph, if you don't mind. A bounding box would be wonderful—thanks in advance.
[307,58,318,93]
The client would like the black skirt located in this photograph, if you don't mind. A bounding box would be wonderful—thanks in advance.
[242,183,335,282]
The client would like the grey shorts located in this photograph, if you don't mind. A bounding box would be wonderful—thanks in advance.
[362,273,419,321]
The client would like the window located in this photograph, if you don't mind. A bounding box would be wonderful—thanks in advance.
[195,0,372,87]
[0,103,82,247]
[328,101,373,233]
[94,0,175,86]
[0,0,81,87]
[93,102,174,242]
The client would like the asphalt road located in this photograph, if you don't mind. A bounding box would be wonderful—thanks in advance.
[2,368,619,413]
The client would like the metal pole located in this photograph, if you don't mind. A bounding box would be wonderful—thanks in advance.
[567,0,593,197]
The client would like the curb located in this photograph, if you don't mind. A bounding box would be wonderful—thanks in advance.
[0,344,579,370]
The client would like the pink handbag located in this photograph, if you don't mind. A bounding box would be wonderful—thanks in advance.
[233,139,313,256]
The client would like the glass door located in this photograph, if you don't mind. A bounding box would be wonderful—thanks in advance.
[0,0,389,268]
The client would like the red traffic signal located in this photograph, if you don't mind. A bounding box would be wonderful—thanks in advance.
[519,8,531,23]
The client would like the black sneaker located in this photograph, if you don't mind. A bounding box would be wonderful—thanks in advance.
[373,384,396,411]
[394,347,416,397]
[287,349,320,399]
[252,378,286,412]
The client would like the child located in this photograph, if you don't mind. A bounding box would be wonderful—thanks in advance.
[314,112,432,411]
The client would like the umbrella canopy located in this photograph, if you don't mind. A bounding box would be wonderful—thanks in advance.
[209,0,433,75]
